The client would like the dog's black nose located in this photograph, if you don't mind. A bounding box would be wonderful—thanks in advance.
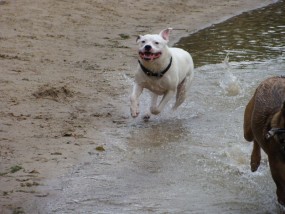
[144,45,152,51]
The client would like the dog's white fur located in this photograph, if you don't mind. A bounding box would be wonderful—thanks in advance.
[130,28,194,119]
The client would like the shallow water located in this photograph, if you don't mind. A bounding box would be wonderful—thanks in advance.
[176,0,285,67]
[28,1,285,213]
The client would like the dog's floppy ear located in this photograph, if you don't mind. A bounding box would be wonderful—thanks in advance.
[159,28,173,42]
[136,35,141,43]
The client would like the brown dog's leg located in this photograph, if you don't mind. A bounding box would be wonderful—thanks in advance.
[243,95,255,142]
[251,140,261,172]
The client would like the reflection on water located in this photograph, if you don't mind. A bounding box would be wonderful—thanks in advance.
[176,0,285,67]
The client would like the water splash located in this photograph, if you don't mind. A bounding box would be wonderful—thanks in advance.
[219,53,242,96]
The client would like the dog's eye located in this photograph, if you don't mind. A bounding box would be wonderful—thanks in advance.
[155,42,159,45]
[141,40,145,44]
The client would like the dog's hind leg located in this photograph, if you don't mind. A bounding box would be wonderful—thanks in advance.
[243,94,261,172]
[173,77,190,110]
[152,90,175,115]
[244,95,255,142]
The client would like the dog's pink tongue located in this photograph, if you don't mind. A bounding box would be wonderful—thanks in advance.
[149,54,156,60]
[153,52,161,59]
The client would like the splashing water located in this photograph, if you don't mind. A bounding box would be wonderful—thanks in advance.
[219,53,242,96]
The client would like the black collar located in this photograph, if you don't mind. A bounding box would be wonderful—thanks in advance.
[138,57,172,78]
[266,128,285,140]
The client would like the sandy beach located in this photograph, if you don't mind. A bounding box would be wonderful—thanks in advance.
[0,0,274,213]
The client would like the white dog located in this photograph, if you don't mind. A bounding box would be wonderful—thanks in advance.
[130,28,194,120]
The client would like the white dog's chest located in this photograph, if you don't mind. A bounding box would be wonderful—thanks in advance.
[139,78,170,95]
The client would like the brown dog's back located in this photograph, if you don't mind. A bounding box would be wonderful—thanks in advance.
[244,77,285,149]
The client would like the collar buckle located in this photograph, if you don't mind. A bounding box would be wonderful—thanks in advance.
[266,128,285,140]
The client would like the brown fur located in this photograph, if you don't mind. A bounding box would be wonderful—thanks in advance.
[243,76,285,205]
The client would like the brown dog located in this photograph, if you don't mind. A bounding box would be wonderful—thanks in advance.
[244,76,285,206]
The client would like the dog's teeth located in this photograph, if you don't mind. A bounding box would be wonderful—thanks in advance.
[139,51,161,61]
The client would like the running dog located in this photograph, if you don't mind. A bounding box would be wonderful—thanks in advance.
[244,76,285,206]
[130,28,194,120]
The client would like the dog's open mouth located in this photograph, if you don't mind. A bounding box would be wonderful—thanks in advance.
[139,51,161,61]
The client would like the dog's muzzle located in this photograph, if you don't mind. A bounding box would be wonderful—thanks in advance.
[139,51,162,61]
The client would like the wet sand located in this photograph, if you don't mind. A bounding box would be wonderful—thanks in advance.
[0,0,274,213]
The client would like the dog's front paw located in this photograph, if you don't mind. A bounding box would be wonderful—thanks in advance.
[131,107,140,118]
[143,113,151,121]
[150,107,160,115]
